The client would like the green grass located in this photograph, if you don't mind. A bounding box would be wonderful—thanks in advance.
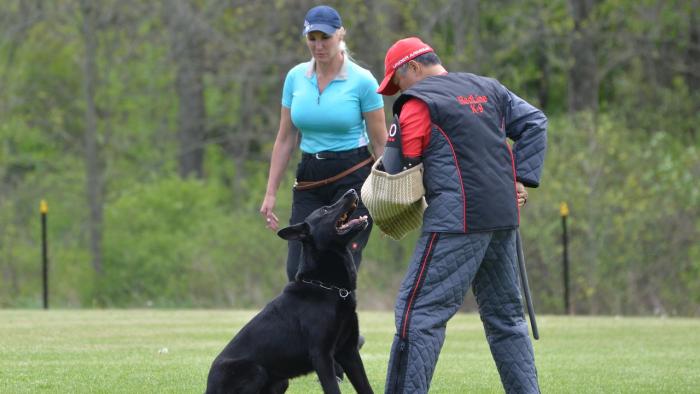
[1,310,699,393]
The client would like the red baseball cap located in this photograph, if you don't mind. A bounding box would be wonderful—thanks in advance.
[377,37,434,96]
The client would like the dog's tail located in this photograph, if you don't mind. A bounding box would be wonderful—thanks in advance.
[206,358,267,394]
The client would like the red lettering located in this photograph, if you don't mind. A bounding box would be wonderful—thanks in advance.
[457,94,489,106]
[470,103,484,113]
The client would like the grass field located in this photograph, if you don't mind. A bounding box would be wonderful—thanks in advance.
[1,310,699,393]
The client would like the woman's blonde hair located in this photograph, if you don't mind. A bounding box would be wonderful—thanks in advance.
[336,27,355,61]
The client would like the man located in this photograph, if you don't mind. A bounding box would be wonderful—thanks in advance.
[376,37,547,393]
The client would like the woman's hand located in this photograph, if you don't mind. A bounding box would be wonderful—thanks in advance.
[260,195,280,231]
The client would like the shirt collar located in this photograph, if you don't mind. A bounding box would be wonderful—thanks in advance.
[305,52,349,80]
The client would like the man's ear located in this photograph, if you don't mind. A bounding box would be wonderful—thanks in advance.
[408,60,420,74]
[277,222,310,241]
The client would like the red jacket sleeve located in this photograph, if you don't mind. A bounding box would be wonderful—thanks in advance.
[399,98,431,158]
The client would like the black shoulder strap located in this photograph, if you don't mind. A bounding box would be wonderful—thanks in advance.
[382,115,405,174]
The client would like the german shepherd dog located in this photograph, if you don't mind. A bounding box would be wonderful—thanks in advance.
[206,189,374,394]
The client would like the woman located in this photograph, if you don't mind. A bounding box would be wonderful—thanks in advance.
[260,5,387,281]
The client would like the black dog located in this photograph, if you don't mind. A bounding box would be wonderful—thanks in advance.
[206,189,374,394]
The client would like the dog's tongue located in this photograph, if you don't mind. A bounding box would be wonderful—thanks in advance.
[339,216,368,230]
[345,218,361,227]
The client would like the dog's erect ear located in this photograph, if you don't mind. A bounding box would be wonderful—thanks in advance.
[277,222,310,241]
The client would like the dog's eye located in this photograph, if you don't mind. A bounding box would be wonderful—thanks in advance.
[322,208,329,213]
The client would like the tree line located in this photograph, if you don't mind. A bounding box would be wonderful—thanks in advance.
[1,0,698,315]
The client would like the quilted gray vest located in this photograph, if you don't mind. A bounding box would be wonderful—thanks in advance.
[393,72,519,233]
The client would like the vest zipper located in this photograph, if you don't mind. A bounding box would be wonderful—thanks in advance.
[392,340,405,392]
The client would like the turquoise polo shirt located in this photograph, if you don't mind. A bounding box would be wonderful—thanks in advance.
[282,56,384,153]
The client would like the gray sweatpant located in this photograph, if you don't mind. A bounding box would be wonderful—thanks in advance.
[384,230,539,393]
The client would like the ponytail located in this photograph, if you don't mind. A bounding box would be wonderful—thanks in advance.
[337,27,355,62]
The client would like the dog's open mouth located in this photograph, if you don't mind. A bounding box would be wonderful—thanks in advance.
[336,200,368,234]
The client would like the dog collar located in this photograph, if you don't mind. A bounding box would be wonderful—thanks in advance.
[300,278,352,299]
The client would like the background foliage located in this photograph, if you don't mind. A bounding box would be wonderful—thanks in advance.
[1,0,698,315]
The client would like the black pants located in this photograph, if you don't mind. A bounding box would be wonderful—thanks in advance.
[286,147,374,281]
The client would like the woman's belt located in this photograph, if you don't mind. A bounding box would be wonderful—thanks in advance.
[294,155,374,191]
[301,146,370,160]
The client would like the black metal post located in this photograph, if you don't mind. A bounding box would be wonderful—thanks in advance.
[41,200,49,309]
[560,202,570,315]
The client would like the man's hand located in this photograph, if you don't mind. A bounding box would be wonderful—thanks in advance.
[516,182,528,208]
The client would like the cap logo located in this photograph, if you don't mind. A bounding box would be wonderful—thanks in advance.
[392,46,432,70]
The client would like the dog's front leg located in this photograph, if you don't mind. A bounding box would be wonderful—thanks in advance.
[336,349,374,394]
[311,352,342,394]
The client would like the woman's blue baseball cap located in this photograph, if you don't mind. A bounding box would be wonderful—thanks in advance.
[302,5,342,35]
